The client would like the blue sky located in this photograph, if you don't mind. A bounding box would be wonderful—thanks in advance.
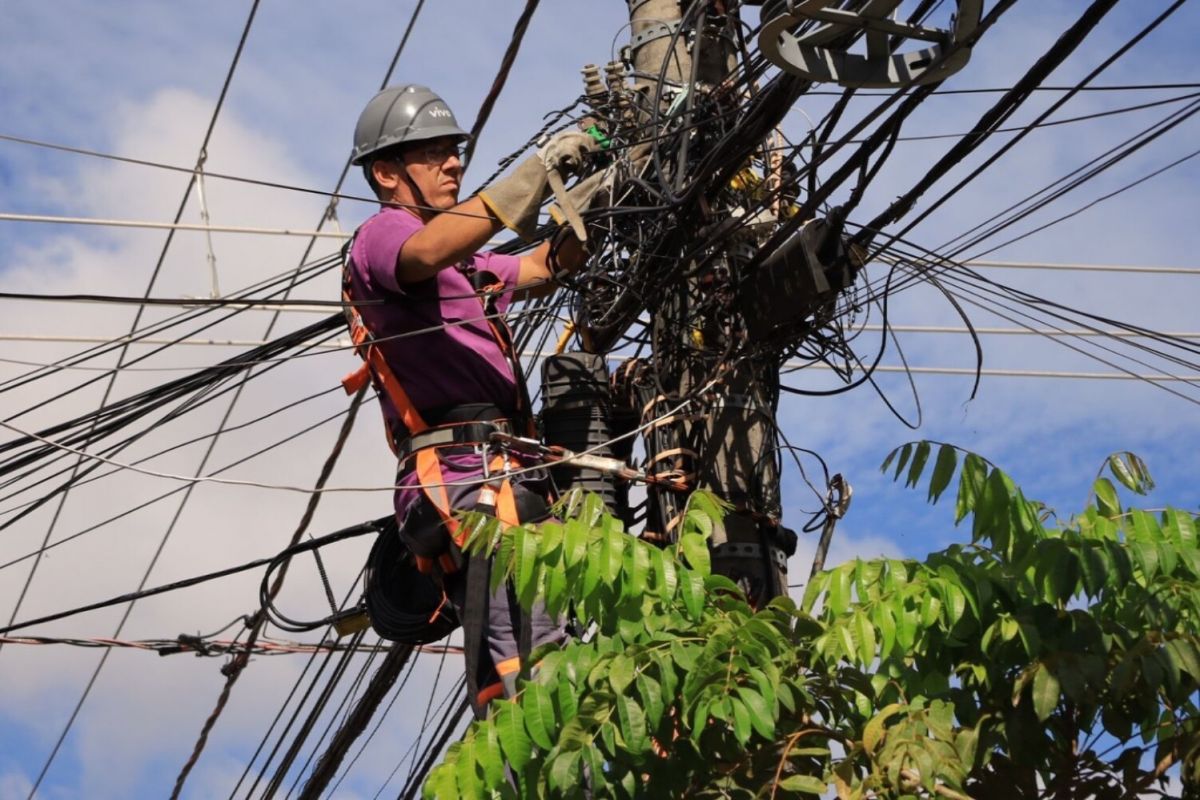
[0,1,1197,797]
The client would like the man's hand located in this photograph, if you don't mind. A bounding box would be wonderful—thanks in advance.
[479,130,601,241]
[538,131,599,177]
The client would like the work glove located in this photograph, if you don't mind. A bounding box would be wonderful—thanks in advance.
[548,141,649,241]
[478,131,599,241]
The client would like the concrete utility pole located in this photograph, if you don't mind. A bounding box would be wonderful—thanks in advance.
[625,0,790,604]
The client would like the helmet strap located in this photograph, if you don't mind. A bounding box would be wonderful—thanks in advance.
[399,160,435,222]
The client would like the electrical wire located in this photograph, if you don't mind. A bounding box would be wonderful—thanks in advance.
[18,5,269,791]
[0,519,381,637]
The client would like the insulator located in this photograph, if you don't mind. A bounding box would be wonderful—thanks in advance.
[581,63,605,101]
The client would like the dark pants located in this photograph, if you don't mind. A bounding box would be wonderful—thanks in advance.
[398,473,566,715]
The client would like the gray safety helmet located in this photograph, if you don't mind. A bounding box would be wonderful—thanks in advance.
[351,84,470,166]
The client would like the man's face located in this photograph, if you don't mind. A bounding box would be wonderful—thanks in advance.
[401,136,464,211]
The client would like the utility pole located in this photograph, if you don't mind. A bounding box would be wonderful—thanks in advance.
[622,1,791,604]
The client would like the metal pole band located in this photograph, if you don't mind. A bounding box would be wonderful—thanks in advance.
[630,20,683,52]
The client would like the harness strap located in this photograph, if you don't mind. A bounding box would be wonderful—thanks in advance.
[395,420,513,464]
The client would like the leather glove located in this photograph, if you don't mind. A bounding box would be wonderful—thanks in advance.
[478,131,599,241]
[548,142,649,241]
[548,168,610,236]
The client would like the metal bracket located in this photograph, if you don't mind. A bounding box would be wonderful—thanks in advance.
[758,0,982,88]
[630,20,683,52]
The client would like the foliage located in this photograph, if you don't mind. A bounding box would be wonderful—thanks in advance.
[426,446,1200,798]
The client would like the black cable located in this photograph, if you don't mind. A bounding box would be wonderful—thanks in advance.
[325,647,421,796]
[462,0,541,169]
[756,90,1200,149]
[0,519,382,636]
[0,252,338,402]
[0,291,369,308]
[857,0,1187,250]
[396,687,471,800]
[228,632,334,799]
[261,629,368,799]
[0,402,359,574]
[284,637,386,798]
[986,150,1200,261]
[16,3,270,784]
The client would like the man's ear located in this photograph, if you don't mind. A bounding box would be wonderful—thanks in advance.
[372,159,404,195]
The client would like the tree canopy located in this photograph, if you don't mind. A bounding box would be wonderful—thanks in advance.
[427,444,1199,799]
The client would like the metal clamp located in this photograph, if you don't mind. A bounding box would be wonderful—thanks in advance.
[630,20,682,51]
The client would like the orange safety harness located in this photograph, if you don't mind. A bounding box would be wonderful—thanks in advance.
[341,228,553,715]
[339,233,535,575]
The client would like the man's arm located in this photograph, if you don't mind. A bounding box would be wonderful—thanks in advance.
[396,196,504,284]
[515,232,586,300]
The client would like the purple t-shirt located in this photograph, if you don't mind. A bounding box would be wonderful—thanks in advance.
[347,206,523,516]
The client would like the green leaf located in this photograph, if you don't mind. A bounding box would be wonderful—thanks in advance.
[746,666,777,717]
[1077,543,1108,598]
[652,547,678,603]
[854,611,877,666]
[494,702,532,775]
[874,601,897,660]
[1131,539,1160,583]
[680,532,711,575]
[492,532,517,592]
[563,518,588,569]
[609,654,635,695]
[616,693,649,755]
[730,696,751,746]
[670,639,699,672]
[581,547,602,601]
[515,528,541,610]
[776,775,828,795]
[544,558,568,619]
[1163,508,1196,547]
[455,734,482,798]
[602,529,626,582]
[1032,663,1060,721]
[955,454,988,524]
[522,682,556,750]
[548,750,580,793]
[892,443,913,481]
[829,564,852,615]
[734,686,775,739]
[539,521,564,562]
[1094,477,1121,519]
[621,540,650,606]
[425,761,457,800]
[920,591,942,629]
[864,703,903,754]
[583,747,606,799]
[906,441,932,488]
[881,446,901,475]
[955,725,980,768]
[479,719,505,789]
[556,672,579,724]
[1108,452,1154,494]
[636,673,665,729]
[800,571,829,614]
[928,444,958,504]
[1166,638,1200,682]
[679,570,704,620]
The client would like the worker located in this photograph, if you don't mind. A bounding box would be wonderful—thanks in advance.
[342,84,598,716]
